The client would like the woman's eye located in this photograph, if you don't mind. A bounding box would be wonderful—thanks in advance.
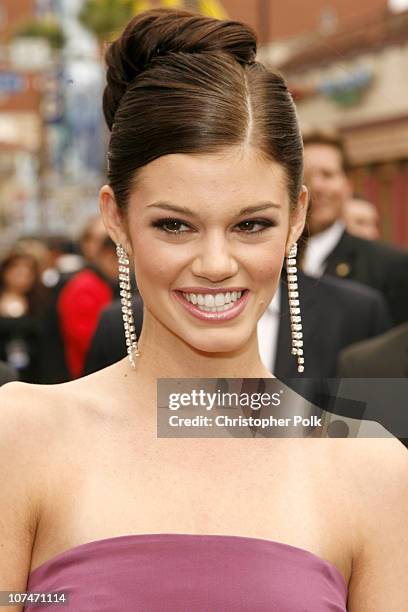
[152,217,274,236]
[235,219,274,234]
[152,218,192,234]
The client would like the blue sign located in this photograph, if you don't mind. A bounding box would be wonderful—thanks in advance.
[318,68,374,107]
[0,72,26,93]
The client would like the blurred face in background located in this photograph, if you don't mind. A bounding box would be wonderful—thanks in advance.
[14,238,50,273]
[1,256,37,295]
[80,217,108,263]
[303,143,351,236]
[96,241,119,283]
[342,198,380,241]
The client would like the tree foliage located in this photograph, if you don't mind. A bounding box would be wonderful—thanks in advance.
[14,18,66,49]
[79,0,134,42]
[79,0,227,42]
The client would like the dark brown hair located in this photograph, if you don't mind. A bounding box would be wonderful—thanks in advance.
[103,8,304,212]
[302,129,350,173]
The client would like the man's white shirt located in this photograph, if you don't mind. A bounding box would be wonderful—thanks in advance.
[257,221,345,371]
[302,220,345,278]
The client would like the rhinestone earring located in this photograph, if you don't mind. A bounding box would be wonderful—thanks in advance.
[116,243,140,368]
[286,243,304,373]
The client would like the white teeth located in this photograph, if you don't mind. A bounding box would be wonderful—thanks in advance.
[181,290,246,312]
[199,305,228,312]
[215,293,225,306]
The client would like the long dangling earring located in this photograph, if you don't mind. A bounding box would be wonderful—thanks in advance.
[116,243,140,368]
[287,243,304,373]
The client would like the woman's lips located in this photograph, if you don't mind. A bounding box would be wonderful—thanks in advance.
[173,290,250,322]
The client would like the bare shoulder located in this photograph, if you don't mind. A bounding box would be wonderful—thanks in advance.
[0,359,128,421]
[0,374,104,457]
[338,436,407,488]
[0,381,63,590]
[330,437,408,611]
[0,364,130,592]
[0,378,84,440]
[0,380,61,445]
[0,380,83,492]
[350,436,408,526]
[326,436,407,507]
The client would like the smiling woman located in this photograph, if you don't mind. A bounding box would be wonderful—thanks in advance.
[102,146,302,359]
[0,7,407,612]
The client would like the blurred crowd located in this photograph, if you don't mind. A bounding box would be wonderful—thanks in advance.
[0,216,120,385]
[0,131,407,387]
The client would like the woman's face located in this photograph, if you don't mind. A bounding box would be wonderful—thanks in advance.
[102,145,307,354]
[2,258,36,295]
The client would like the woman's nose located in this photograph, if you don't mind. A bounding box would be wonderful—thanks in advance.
[191,234,239,282]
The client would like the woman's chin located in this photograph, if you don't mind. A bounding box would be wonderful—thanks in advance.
[186,333,250,356]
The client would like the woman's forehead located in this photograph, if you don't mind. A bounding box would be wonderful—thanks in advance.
[129,147,289,210]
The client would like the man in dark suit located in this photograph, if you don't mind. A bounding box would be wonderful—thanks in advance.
[338,322,408,378]
[84,272,391,379]
[84,291,144,376]
[302,130,408,325]
[336,340,408,446]
[274,272,391,378]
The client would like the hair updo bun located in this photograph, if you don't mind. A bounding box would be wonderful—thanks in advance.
[103,8,257,130]
[103,8,303,213]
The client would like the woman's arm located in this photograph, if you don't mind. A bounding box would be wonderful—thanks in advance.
[347,438,408,611]
[0,382,44,608]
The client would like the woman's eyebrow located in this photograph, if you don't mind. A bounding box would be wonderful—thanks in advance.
[238,202,281,215]
[146,201,281,217]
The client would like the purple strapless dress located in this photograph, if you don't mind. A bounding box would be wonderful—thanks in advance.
[25,533,348,611]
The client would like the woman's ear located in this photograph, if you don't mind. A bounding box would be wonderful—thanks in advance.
[99,186,133,256]
[285,185,309,255]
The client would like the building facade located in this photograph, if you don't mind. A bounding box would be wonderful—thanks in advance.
[273,7,408,247]
[0,0,51,242]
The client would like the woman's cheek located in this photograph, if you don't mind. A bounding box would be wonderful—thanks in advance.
[247,244,283,278]
[251,248,284,313]
[132,235,166,274]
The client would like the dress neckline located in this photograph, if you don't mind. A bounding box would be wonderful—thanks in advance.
[29,532,348,590]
